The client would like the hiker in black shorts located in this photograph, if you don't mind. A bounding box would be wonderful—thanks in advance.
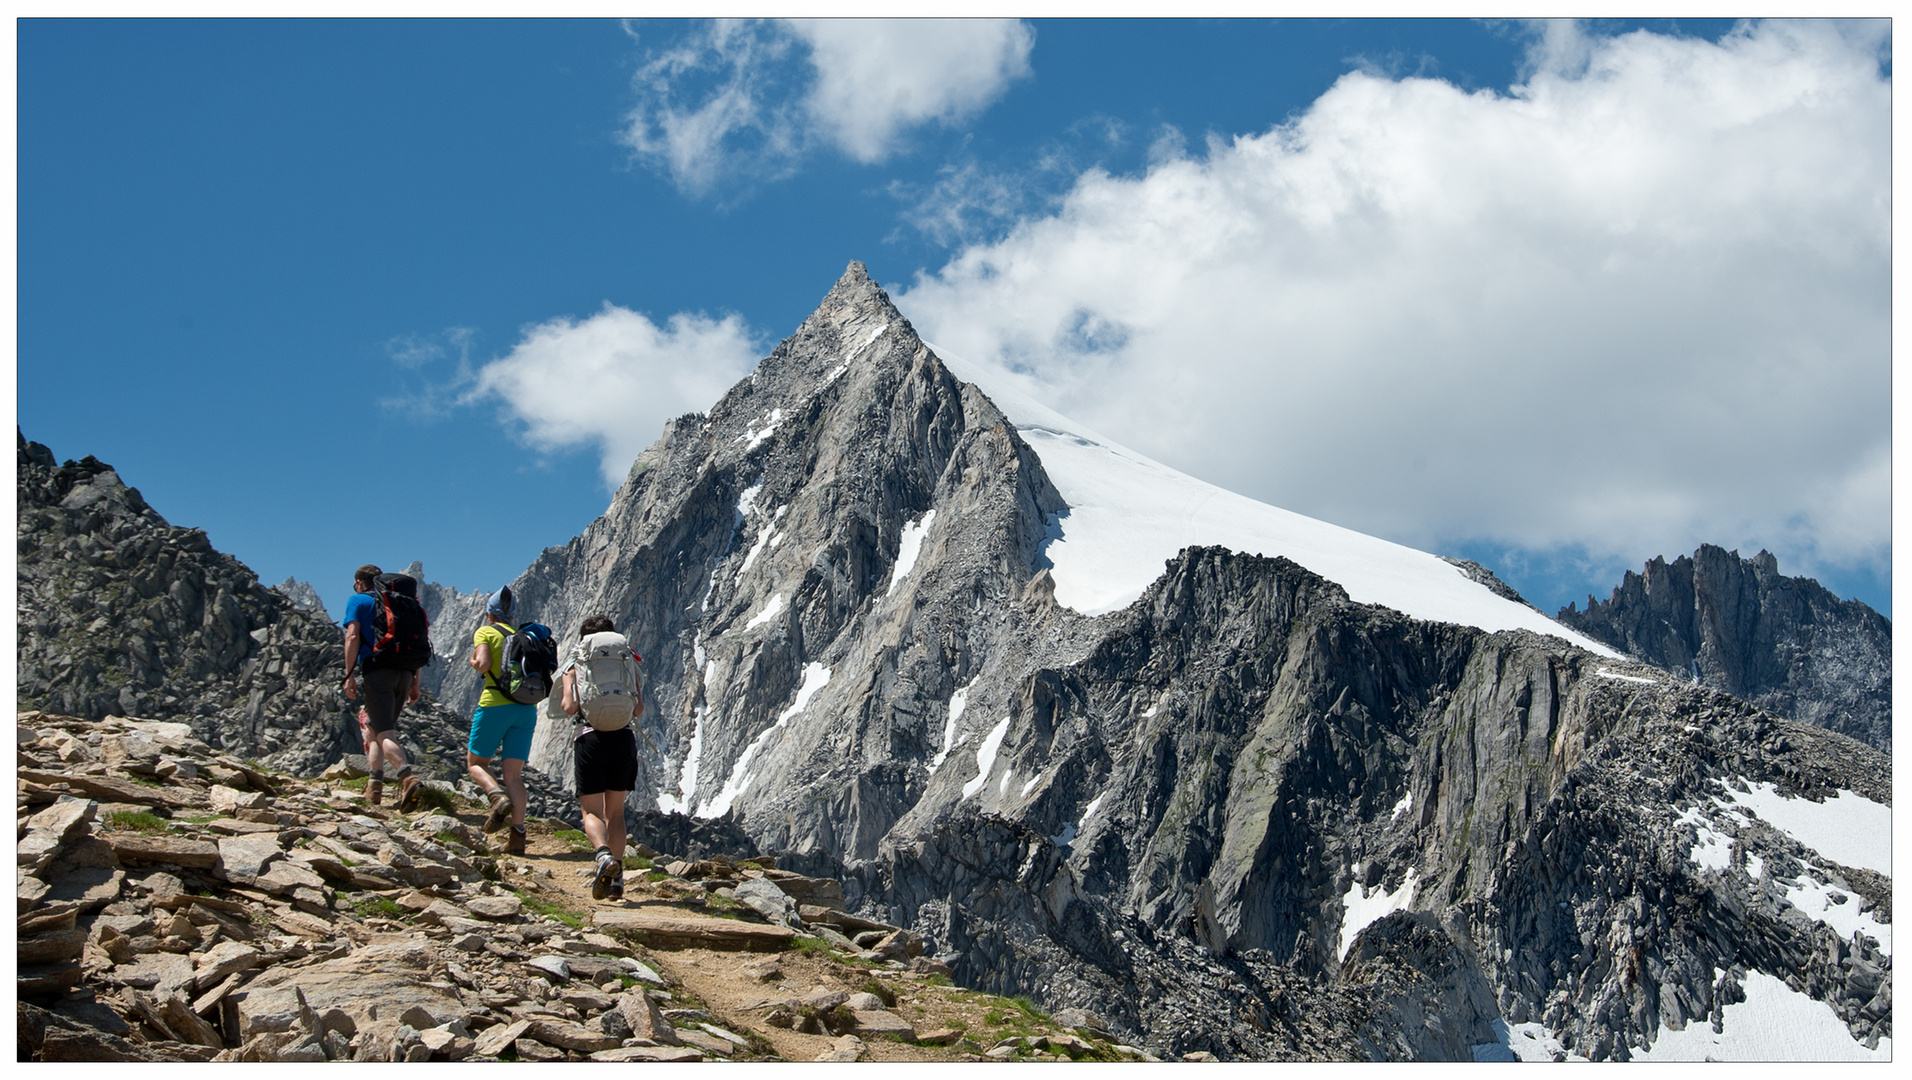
[340,564,421,808]
[559,614,643,901]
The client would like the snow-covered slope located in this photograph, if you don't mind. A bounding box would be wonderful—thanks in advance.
[934,347,1618,657]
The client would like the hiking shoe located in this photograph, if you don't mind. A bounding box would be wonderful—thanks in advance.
[364,778,383,806]
[396,775,424,813]
[592,856,618,901]
[608,869,624,902]
[483,789,512,833]
[506,827,526,856]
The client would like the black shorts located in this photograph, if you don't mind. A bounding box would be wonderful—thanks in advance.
[356,667,410,735]
[575,726,638,796]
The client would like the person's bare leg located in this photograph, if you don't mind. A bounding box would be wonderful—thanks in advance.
[579,792,610,849]
[466,751,501,794]
[605,792,628,859]
[503,758,528,828]
[377,733,407,771]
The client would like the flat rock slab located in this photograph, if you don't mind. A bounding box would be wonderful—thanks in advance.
[217,834,285,880]
[109,835,222,869]
[18,769,198,809]
[242,940,459,1028]
[590,1045,705,1062]
[592,909,796,951]
[465,895,523,920]
[851,1009,917,1039]
[45,867,124,912]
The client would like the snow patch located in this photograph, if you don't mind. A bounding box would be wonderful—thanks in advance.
[700,663,831,819]
[1473,1019,1586,1062]
[887,509,937,597]
[1337,866,1419,961]
[962,717,1011,800]
[929,676,976,774]
[1597,668,1657,684]
[934,346,1618,655]
[849,321,889,357]
[1636,969,1891,1060]
[1676,805,1733,872]
[1020,772,1042,798]
[1080,792,1107,826]
[739,525,775,577]
[1746,853,1764,880]
[1719,782,1891,876]
[742,408,782,451]
[657,708,707,815]
[1050,822,1077,848]
[744,594,787,632]
[1390,790,1413,822]
[1786,876,1892,956]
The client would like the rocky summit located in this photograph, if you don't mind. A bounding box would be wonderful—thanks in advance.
[15,263,1893,1061]
[1557,545,1892,753]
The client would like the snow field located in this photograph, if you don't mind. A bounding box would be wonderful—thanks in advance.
[1336,866,1419,962]
[927,677,975,774]
[963,717,1012,800]
[887,509,936,597]
[932,347,1619,654]
[1635,969,1891,1061]
[1718,782,1891,877]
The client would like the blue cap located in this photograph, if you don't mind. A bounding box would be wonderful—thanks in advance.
[487,586,512,618]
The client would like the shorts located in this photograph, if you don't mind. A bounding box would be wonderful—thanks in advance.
[357,667,411,735]
[468,702,537,761]
[575,726,638,796]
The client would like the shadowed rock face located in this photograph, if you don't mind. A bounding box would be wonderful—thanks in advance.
[1556,545,1891,752]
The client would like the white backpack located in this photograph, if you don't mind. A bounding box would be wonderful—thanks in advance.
[573,631,639,732]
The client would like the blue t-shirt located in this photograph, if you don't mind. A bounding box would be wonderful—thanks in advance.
[343,592,376,664]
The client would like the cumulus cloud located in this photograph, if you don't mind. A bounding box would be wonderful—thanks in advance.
[469,305,760,487]
[621,18,1032,195]
[897,20,1891,586]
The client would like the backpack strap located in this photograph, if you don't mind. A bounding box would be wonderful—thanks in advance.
[482,621,517,695]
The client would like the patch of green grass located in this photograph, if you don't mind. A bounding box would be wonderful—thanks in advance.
[644,870,671,883]
[1009,995,1048,1024]
[516,891,583,929]
[127,773,165,788]
[105,809,168,833]
[857,978,897,1008]
[789,935,838,957]
[179,813,217,824]
[985,1010,1008,1026]
[553,829,592,852]
[411,784,455,814]
[924,973,953,988]
[353,895,407,920]
[336,777,368,792]
[434,830,469,851]
[624,854,654,870]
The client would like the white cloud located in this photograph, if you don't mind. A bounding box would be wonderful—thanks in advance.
[897,20,1890,583]
[469,305,760,487]
[621,18,1031,195]
[785,19,1033,164]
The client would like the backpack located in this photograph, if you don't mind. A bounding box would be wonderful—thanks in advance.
[367,573,432,671]
[487,621,557,705]
[573,631,641,732]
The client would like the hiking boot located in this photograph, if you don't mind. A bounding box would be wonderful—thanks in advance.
[592,855,618,901]
[483,789,512,833]
[396,775,424,813]
[608,869,624,902]
[506,827,526,856]
[364,778,383,806]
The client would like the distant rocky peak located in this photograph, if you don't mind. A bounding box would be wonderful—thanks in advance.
[271,577,328,620]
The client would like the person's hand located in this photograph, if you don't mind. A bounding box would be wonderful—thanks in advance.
[406,677,421,705]
[342,675,357,700]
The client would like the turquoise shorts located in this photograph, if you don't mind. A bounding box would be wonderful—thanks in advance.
[468,702,537,761]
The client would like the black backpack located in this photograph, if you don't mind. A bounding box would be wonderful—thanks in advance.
[487,621,557,704]
[367,573,432,672]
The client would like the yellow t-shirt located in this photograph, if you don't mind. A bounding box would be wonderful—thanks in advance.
[474,622,514,708]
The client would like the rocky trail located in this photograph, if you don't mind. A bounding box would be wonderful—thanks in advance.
[16,709,1167,1063]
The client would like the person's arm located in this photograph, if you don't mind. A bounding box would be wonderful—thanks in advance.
[560,669,580,716]
[341,623,361,700]
[469,641,491,673]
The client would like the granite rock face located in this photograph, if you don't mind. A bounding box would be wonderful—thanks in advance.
[1556,546,1891,752]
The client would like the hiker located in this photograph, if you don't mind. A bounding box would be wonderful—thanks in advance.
[558,613,644,901]
[340,563,425,809]
[466,585,543,855]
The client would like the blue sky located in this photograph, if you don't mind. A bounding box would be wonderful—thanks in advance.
[16,18,1890,621]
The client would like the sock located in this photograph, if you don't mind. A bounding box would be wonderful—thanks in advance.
[368,769,385,781]
[511,825,526,834]
[396,765,414,779]
[596,846,613,865]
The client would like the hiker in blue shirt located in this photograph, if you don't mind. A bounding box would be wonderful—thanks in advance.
[340,564,418,808]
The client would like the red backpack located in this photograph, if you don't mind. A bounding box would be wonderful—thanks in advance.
[367,573,432,671]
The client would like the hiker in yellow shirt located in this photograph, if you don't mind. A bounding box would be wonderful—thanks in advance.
[466,586,535,855]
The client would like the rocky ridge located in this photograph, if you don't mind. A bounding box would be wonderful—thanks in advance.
[1556,545,1891,752]
[16,709,1171,1063]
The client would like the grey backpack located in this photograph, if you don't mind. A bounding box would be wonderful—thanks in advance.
[573,631,640,732]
